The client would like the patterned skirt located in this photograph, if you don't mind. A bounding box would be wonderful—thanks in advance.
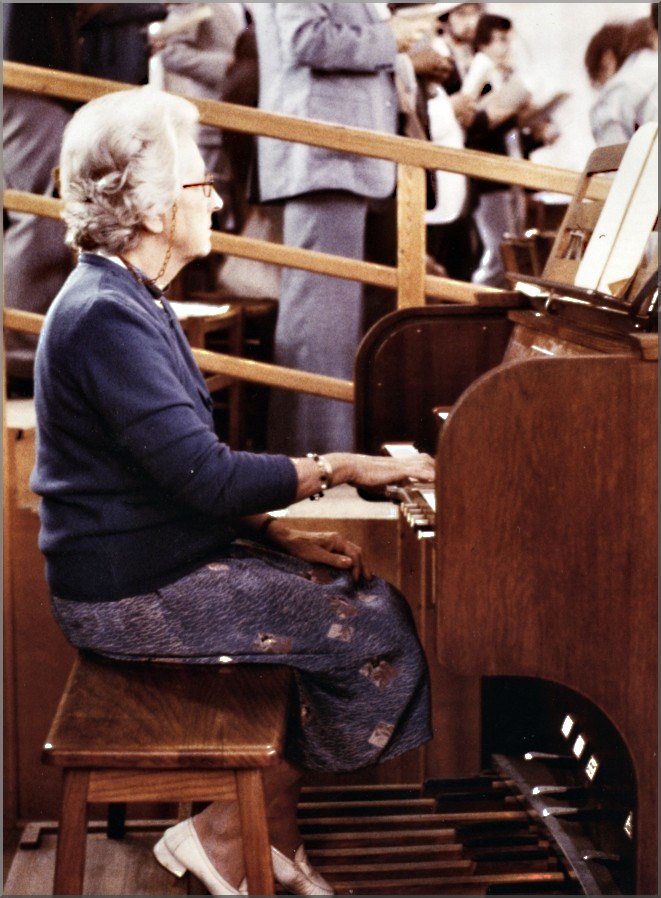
[51,541,432,773]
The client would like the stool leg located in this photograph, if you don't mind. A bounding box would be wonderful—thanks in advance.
[236,769,274,896]
[106,802,127,839]
[53,769,90,895]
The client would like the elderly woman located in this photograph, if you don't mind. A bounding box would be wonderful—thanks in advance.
[30,87,435,896]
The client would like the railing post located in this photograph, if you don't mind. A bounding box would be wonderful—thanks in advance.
[396,163,427,309]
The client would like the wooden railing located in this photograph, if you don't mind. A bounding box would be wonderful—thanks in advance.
[2,307,353,402]
[3,61,611,401]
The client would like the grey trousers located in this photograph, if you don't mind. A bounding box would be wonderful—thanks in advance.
[267,192,368,455]
[3,90,73,379]
[471,188,525,287]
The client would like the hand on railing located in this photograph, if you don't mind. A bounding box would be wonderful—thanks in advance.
[425,254,447,277]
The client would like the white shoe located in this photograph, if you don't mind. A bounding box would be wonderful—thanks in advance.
[153,818,248,895]
[271,844,334,895]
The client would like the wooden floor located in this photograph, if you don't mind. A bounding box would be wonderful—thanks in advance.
[4,822,186,896]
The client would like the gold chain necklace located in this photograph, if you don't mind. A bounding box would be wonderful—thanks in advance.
[118,201,178,296]
[153,201,178,285]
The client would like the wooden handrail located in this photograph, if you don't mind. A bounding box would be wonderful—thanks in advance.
[3,62,612,312]
[2,188,500,305]
[3,310,44,337]
[4,62,610,199]
[192,349,353,402]
[3,60,611,401]
[2,308,354,403]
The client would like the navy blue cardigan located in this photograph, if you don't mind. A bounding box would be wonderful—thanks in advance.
[30,254,298,601]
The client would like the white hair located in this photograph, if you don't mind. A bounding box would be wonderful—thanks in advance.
[59,87,199,254]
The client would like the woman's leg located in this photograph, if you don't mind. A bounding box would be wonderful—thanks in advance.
[191,758,303,886]
[53,546,432,773]
[263,759,304,855]
[472,189,514,287]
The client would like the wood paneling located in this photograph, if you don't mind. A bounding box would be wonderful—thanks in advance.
[355,305,514,456]
[435,351,658,895]
[4,403,77,826]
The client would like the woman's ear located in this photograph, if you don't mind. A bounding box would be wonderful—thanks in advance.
[142,211,166,235]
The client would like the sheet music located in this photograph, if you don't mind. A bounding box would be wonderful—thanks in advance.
[575,123,658,296]
[597,132,658,295]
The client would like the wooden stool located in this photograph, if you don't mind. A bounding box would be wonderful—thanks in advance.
[42,652,292,895]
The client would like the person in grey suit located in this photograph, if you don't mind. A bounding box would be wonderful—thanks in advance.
[158,2,247,231]
[253,3,421,455]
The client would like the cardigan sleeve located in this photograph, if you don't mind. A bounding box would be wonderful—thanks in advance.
[70,293,298,519]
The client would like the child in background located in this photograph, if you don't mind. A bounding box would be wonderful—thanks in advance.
[463,14,533,286]
[462,14,518,100]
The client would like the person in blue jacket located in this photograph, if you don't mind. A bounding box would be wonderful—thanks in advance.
[30,87,435,896]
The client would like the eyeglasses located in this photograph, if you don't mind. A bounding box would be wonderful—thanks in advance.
[181,175,217,198]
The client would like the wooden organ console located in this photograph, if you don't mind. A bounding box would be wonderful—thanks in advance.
[346,126,658,894]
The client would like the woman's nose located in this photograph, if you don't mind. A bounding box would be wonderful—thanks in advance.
[210,189,223,213]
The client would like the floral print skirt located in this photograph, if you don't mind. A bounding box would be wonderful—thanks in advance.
[51,541,432,772]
